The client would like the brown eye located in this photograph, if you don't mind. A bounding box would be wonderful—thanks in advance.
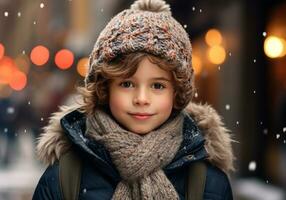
[152,83,165,90]
[120,81,134,88]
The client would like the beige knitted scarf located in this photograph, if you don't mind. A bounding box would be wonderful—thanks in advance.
[86,109,185,200]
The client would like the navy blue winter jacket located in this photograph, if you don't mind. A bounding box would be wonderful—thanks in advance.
[33,104,234,200]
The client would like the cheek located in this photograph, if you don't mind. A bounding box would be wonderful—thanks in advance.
[109,89,128,111]
[156,93,174,112]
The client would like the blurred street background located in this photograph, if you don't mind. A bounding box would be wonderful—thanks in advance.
[0,0,286,199]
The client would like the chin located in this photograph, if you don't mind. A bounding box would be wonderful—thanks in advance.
[129,127,152,135]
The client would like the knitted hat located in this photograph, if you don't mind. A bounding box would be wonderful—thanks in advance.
[85,0,193,84]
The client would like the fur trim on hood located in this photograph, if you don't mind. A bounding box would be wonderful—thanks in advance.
[185,102,236,173]
[36,102,235,174]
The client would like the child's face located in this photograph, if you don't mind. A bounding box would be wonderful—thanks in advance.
[109,57,174,135]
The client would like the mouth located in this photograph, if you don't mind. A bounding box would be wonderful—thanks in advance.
[128,112,155,120]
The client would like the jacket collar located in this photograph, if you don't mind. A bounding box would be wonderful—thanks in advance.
[60,110,207,176]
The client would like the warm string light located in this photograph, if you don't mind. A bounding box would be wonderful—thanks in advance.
[205,29,226,65]
[0,56,16,84]
[0,43,90,96]
[207,45,226,65]
[205,29,223,46]
[77,57,89,77]
[0,56,27,91]
[9,70,27,91]
[192,28,226,76]
[55,49,74,70]
[264,36,286,58]
[30,45,50,66]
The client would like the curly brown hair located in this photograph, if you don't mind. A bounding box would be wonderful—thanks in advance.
[77,52,194,116]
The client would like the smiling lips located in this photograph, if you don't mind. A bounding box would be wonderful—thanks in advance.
[129,113,154,120]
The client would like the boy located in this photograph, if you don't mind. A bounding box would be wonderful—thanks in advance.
[33,0,235,199]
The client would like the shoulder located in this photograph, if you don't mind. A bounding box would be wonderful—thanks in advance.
[204,162,233,200]
[165,161,233,199]
[32,163,62,200]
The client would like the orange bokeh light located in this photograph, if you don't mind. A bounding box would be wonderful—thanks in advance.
[0,43,4,60]
[9,70,27,91]
[207,45,226,65]
[205,29,223,46]
[55,49,74,70]
[77,57,89,77]
[0,56,17,84]
[30,45,50,66]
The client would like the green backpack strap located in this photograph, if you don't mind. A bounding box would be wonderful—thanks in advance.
[185,161,207,200]
[59,151,206,200]
[59,150,82,200]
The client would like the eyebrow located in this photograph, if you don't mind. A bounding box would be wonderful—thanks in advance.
[150,77,172,82]
[122,77,172,82]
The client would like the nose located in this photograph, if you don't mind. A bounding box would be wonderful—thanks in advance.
[133,88,150,106]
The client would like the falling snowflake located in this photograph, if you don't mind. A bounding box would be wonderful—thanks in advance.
[40,3,45,8]
[260,121,263,125]
[262,32,267,37]
[253,90,256,94]
[284,140,286,144]
[28,101,31,105]
[17,12,21,17]
[4,11,8,17]
[229,52,232,56]
[83,188,87,194]
[4,128,8,133]
[7,107,15,114]
[33,21,37,25]
[236,121,239,125]
[41,117,44,121]
[192,6,195,11]
[283,127,286,133]
[199,9,202,13]
[266,180,269,184]
[276,134,280,139]
[253,59,256,63]
[263,129,268,135]
[22,50,26,54]
[194,92,198,98]
[183,24,187,29]
[218,66,221,70]
[248,161,256,171]
[100,8,104,12]
[24,129,27,133]
[225,104,230,110]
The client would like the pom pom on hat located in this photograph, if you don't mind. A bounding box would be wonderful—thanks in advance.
[130,0,171,14]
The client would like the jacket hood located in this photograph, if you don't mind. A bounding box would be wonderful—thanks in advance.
[36,102,235,174]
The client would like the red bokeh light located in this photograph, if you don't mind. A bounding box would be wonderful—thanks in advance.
[30,45,50,66]
[55,49,74,70]
[0,56,17,84]
[9,70,27,91]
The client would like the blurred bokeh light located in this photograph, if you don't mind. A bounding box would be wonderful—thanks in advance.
[30,45,50,66]
[55,49,74,70]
